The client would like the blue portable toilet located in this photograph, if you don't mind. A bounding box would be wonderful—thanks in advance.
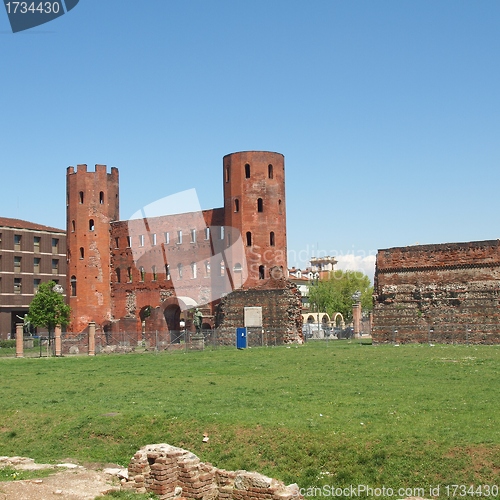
[236,327,247,349]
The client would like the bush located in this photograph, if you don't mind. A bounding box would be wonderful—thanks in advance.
[0,340,15,349]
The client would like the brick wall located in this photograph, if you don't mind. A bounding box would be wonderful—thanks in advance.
[123,443,303,500]
[373,240,500,344]
[215,278,303,344]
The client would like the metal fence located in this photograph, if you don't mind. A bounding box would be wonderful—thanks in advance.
[372,323,500,345]
[52,327,299,356]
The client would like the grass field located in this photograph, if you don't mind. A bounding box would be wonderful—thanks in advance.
[0,342,498,495]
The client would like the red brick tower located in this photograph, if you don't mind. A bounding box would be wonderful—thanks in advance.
[223,151,287,285]
[66,165,119,333]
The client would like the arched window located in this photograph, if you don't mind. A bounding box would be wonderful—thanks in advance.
[165,264,171,280]
[99,191,104,204]
[128,267,133,282]
[220,261,225,276]
[270,232,275,246]
[79,247,84,259]
[177,263,183,279]
[89,219,95,231]
[246,231,252,246]
[152,265,157,281]
[234,199,239,212]
[225,166,230,182]
[234,262,242,273]
[139,266,145,281]
[79,191,84,204]
[191,262,197,279]
[71,220,75,232]
[70,275,76,296]
[268,164,273,179]
[116,268,121,283]
[245,163,250,178]
[278,199,282,214]
[205,261,210,277]
[257,198,263,212]
[259,265,265,279]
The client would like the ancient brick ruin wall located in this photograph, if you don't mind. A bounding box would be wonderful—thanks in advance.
[373,240,500,344]
[123,443,303,500]
[215,279,303,344]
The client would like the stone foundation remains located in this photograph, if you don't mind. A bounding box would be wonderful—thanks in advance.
[123,443,303,500]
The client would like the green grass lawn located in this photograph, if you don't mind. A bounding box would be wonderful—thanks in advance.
[0,342,498,495]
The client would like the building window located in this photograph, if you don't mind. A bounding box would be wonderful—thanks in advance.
[52,259,59,274]
[79,247,84,259]
[191,262,197,279]
[128,267,133,282]
[234,199,239,212]
[152,265,157,281]
[245,163,250,178]
[220,226,224,240]
[268,164,273,179]
[34,236,40,252]
[34,258,40,273]
[89,219,95,231]
[257,198,263,212]
[139,266,145,281]
[165,264,171,280]
[116,268,121,283]
[71,220,75,232]
[79,191,84,204]
[115,237,119,248]
[278,199,282,214]
[14,278,22,294]
[204,227,210,240]
[52,238,59,254]
[225,166,230,182]
[227,232,232,246]
[259,265,265,279]
[270,232,275,246]
[234,262,242,273]
[165,232,170,244]
[139,235,145,247]
[246,231,252,246]
[99,191,104,204]
[177,263,183,279]
[190,229,196,243]
[152,233,157,246]
[14,256,21,272]
[127,236,132,247]
[0,233,2,249]
[205,261,210,277]
[33,279,41,293]
[177,230,182,244]
[14,234,21,251]
[220,261,225,276]
[70,275,77,296]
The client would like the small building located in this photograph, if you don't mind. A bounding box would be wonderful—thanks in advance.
[0,217,67,339]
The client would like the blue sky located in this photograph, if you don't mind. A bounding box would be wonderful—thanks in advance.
[1,1,499,281]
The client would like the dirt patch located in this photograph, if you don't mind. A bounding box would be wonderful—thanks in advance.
[0,457,124,500]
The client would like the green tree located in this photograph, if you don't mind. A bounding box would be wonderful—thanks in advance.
[308,270,373,323]
[27,280,71,335]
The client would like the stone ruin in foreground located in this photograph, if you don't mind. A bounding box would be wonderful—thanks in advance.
[122,443,303,500]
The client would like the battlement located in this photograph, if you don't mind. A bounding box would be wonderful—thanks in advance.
[66,164,119,177]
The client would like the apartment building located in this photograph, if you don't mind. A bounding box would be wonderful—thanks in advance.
[0,217,67,338]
